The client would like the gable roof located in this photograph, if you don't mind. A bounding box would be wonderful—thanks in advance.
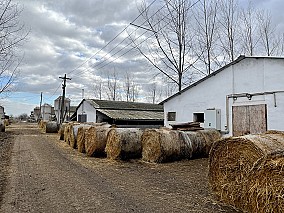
[86,99,163,111]
[160,55,284,104]
[77,99,164,121]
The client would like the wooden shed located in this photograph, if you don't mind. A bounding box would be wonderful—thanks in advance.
[75,99,164,128]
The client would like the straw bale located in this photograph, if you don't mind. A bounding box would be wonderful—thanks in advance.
[85,127,111,157]
[0,120,5,132]
[39,120,47,129]
[43,121,59,133]
[142,129,188,163]
[69,124,88,149]
[209,133,284,212]
[58,123,68,140]
[63,122,79,145]
[105,128,143,160]
[142,129,221,163]
[77,125,93,153]
[4,119,9,126]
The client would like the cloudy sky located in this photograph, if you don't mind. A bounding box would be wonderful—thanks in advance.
[1,0,284,116]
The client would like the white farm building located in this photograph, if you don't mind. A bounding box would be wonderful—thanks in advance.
[161,56,284,136]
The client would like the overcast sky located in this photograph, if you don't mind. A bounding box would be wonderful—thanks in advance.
[1,0,284,116]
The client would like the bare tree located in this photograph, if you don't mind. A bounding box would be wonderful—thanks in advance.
[239,2,259,56]
[257,10,280,56]
[218,0,240,62]
[129,83,139,102]
[123,72,132,102]
[146,82,163,104]
[0,0,28,94]
[93,78,104,100]
[194,0,218,74]
[132,0,198,92]
[106,70,120,101]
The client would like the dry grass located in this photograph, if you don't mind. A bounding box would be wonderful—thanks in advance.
[209,133,284,213]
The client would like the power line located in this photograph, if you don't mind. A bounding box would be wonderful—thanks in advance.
[69,2,168,78]
[67,0,158,76]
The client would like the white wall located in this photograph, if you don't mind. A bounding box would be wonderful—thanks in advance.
[164,57,284,135]
[77,100,97,122]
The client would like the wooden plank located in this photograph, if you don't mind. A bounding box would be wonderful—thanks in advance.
[249,104,267,134]
[232,106,250,136]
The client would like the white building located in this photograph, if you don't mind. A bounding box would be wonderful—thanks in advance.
[0,106,4,119]
[54,96,71,123]
[75,99,164,128]
[161,56,284,136]
[41,103,53,121]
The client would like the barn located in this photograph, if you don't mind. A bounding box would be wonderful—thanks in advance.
[75,99,164,128]
[161,56,284,136]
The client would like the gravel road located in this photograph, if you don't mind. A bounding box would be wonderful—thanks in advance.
[0,123,239,213]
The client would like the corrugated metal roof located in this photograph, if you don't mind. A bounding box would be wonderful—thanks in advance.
[97,109,164,120]
[86,99,163,111]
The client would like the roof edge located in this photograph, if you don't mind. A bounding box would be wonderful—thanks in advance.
[160,55,248,104]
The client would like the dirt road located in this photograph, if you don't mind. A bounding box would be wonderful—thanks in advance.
[0,123,239,213]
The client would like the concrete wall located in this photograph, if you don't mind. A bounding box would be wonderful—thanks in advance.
[163,57,284,136]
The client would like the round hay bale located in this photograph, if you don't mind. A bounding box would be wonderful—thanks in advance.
[142,129,221,163]
[44,121,59,133]
[77,125,93,153]
[85,127,111,157]
[0,120,5,132]
[209,133,284,212]
[58,123,68,140]
[64,122,80,145]
[142,129,188,163]
[39,120,46,129]
[105,128,143,160]
[244,152,284,213]
[69,124,88,149]
[4,119,9,126]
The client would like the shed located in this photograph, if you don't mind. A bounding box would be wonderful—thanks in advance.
[75,99,164,128]
[161,56,284,136]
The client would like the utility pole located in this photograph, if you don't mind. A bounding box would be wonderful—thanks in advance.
[39,92,42,121]
[59,74,71,124]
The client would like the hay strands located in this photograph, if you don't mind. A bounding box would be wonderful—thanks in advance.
[209,133,284,213]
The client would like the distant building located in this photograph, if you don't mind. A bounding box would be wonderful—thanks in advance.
[0,106,4,119]
[54,96,71,123]
[41,103,54,121]
[74,99,164,128]
[33,106,41,121]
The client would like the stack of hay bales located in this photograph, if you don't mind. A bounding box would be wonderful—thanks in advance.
[85,126,112,157]
[105,128,143,160]
[209,132,284,213]
[142,129,221,163]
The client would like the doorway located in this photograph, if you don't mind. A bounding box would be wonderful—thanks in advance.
[232,104,267,136]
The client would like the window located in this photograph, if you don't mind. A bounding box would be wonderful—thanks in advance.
[167,112,176,121]
[193,113,204,123]
[78,114,87,122]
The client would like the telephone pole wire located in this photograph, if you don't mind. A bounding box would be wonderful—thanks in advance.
[59,74,71,124]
